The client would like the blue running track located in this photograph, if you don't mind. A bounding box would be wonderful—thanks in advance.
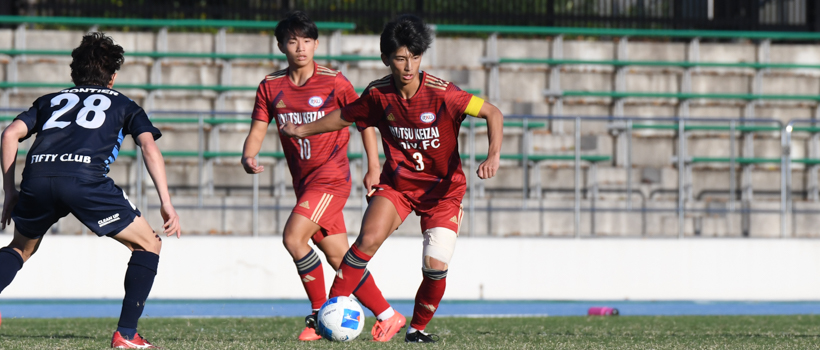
[3,300,820,318]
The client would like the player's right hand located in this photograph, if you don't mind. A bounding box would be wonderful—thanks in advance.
[241,156,264,174]
[1,188,18,230]
[160,202,181,238]
[280,121,301,138]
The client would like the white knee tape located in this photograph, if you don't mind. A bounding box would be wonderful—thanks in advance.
[422,227,458,268]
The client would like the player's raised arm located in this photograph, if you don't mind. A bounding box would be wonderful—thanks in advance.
[137,132,181,238]
[473,102,504,179]
[241,120,269,174]
[280,109,352,139]
[0,120,28,229]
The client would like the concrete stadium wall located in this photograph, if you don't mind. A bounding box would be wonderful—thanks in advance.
[3,236,820,301]
[3,29,820,238]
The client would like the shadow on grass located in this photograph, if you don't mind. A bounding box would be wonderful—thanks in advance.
[474,331,820,339]
[0,334,97,340]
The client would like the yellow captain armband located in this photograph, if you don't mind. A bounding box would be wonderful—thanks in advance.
[464,96,484,117]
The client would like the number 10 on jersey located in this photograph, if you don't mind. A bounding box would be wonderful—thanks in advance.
[298,139,311,160]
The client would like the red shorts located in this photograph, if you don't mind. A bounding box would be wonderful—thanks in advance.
[370,184,464,233]
[292,190,347,243]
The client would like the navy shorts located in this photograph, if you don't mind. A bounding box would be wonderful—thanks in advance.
[12,176,141,238]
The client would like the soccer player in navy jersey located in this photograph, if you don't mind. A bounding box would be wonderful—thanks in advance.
[282,14,504,343]
[0,33,180,349]
[241,11,405,342]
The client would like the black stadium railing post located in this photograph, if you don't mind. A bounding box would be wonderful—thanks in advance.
[20,0,817,32]
[810,0,820,32]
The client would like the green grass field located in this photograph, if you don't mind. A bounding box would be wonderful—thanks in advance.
[2,315,820,349]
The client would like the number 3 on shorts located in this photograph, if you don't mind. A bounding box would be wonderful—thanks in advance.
[413,152,424,171]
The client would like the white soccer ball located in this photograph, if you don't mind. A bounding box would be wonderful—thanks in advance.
[316,296,365,342]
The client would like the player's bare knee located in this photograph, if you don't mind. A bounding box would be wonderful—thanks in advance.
[132,231,161,254]
[282,233,308,255]
[148,232,162,254]
[421,227,457,278]
[355,233,385,255]
[324,253,343,270]
[8,234,40,262]
[424,256,447,271]
[6,246,33,262]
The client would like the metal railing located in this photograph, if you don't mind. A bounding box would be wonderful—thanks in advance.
[14,1,815,32]
[1,107,816,238]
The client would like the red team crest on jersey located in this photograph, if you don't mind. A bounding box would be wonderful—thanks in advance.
[420,112,436,123]
[252,63,359,198]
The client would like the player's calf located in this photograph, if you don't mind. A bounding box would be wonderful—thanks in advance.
[0,246,24,293]
[0,230,44,293]
[110,217,162,341]
[409,227,457,332]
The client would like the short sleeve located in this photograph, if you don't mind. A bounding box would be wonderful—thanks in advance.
[445,84,482,122]
[13,102,39,141]
[251,82,271,123]
[123,102,161,145]
[335,73,359,108]
[341,88,381,129]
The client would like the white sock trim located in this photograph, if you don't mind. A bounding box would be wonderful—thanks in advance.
[376,307,395,321]
[407,326,420,334]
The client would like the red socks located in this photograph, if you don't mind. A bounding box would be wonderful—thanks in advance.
[410,270,447,330]
[328,244,371,298]
[352,269,390,316]
[294,249,326,310]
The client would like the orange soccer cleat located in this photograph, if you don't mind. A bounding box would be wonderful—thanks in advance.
[111,331,158,349]
[371,311,406,342]
[298,312,322,341]
[298,326,322,341]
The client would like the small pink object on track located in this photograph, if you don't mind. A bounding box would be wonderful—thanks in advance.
[588,307,619,316]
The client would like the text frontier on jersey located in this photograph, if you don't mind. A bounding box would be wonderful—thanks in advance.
[30,153,92,164]
[59,88,120,96]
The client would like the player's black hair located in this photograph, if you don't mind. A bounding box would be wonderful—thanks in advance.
[275,11,319,44]
[70,32,124,87]
[380,14,432,57]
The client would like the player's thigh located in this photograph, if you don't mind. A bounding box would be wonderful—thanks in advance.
[7,228,44,262]
[11,177,70,240]
[59,177,143,239]
[355,195,405,255]
[286,190,346,255]
[315,233,349,270]
[418,199,463,234]
[291,191,346,233]
[110,216,161,254]
[282,212,322,259]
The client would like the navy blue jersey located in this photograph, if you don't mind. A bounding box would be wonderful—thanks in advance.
[14,85,161,180]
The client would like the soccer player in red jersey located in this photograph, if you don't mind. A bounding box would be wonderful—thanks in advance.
[282,14,503,343]
[241,11,404,342]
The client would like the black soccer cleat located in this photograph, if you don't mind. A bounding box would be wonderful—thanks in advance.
[405,330,440,343]
[304,312,317,329]
[299,312,321,341]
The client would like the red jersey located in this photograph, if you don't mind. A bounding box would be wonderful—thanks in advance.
[341,72,485,202]
[252,63,359,196]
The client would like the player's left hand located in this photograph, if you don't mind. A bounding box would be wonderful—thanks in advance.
[280,121,301,139]
[160,202,181,238]
[363,169,380,192]
[1,188,18,230]
[477,154,500,179]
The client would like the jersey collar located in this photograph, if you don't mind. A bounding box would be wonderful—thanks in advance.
[391,70,426,101]
[285,61,318,89]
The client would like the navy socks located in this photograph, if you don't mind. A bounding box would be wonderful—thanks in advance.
[0,247,24,293]
[117,251,159,339]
